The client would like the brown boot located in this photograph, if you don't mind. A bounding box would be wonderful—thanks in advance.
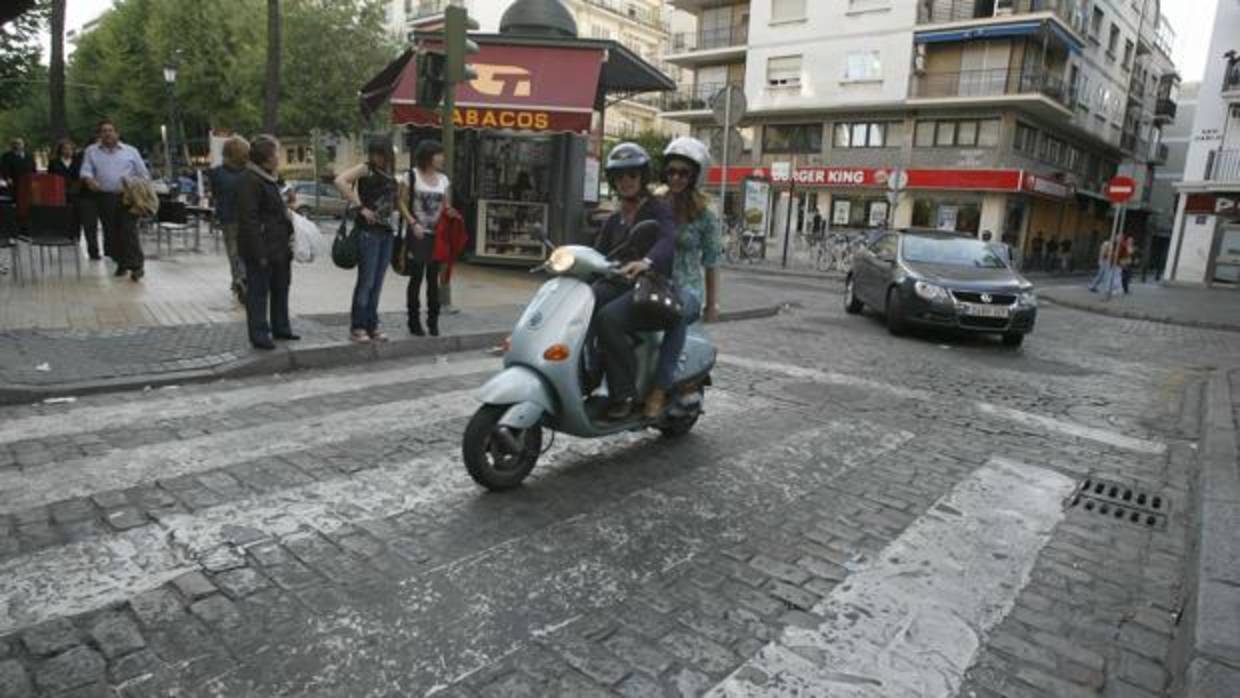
[642,388,668,419]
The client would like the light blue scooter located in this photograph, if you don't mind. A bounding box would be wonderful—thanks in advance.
[463,237,717,491]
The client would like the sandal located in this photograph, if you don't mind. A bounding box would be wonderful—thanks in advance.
[369,330,389,343]
[350,330,371,344]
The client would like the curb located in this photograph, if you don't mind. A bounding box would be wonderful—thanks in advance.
[1174,367,1240,696]
[0,303,787,406]
[1040,295,1240,334]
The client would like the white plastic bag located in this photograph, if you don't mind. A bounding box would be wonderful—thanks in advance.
[291,211,318,264]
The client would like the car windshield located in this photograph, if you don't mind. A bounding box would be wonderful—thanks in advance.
[902,236,1007,269]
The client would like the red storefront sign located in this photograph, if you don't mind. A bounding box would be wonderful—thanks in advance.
[390,44,605,133]
[705,166,1052,196]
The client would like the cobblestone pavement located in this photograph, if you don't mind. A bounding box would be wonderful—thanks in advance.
[0,284,1237,697]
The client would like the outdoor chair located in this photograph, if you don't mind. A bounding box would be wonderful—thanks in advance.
[19,205,80,280]
[155,199,195,256]
[0,203,23,283]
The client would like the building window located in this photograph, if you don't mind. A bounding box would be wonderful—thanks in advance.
[914,119,1001,148]
[833,122,899,148]
[1090,7,1104,38]
[771,0,807,23]
[844,51,882,82]
[1122,39,1134,70]
[767,55,802,88]
[1107,24,1120,58]
[1014,122,1038,154]
[763,123,822,154]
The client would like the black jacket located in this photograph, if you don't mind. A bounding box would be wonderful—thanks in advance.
[593,197,676,277]
[237,164,292,265]
[48,154,84,199]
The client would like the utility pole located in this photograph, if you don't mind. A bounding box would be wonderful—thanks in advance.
[439,5,479,310]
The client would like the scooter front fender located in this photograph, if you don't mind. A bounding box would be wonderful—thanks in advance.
[475,365,557,423]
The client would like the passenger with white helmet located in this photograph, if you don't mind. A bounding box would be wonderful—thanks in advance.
[592,142,678,420]
[643,136,723,418]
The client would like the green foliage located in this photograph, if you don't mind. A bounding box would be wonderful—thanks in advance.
[0,1,48,110]
[0,62,50,144]
[1,0,399,154]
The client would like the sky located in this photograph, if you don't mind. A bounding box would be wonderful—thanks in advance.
[44,0,1220,83]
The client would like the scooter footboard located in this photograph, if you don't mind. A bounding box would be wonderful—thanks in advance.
[475,366,557,428]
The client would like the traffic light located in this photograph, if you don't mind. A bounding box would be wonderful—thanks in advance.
[445,5,480,84]
[415,50,446,108]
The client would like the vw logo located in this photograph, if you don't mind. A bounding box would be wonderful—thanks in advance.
[980,293,993,304]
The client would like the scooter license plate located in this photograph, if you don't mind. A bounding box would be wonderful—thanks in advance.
[960,303,1010,318]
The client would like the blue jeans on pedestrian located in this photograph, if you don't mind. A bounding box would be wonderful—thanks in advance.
[351,228,394,333]
[655,287,703,390]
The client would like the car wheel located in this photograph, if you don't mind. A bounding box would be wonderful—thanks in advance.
[886,287,907,336]
[1002,332,1025,347]
[844,276,864,314]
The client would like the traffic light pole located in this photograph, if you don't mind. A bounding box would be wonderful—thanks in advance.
[439,74,456,310]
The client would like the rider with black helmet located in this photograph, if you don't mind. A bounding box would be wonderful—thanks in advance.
[592,142,677,420]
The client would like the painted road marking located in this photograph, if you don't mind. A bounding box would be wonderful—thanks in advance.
[708,457,1076,698]
[0,389,768,637]
[718,354,1167,454]
[0,356,502,445]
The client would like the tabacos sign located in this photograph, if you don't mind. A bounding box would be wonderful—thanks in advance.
[452,108,551,131]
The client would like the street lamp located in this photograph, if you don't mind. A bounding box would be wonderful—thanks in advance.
[163,64,177,84]
[162,58,182,188]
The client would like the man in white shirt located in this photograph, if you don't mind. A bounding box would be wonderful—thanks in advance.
[80,118,151,281]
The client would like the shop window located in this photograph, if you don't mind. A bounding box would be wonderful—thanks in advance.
[763,123,822,154]
[767,55,802,88]
[845,51,882,82]
[833,122,897,148]
[912,198,981,234]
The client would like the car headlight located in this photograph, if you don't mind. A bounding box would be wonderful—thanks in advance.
[548,247,576,274]
[1018,290,1038,306]
[914,281,950,302]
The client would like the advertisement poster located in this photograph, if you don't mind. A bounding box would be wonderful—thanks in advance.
[937,205,959,231]
[743,178,771,233]
[832,200,851,226]
[868,201,889,227]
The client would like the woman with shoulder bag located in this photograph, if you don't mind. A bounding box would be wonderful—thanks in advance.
[397,140,450,337]
[335,137,398,344]
[645,137,723,419]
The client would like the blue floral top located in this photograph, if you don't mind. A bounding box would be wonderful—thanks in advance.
[672,209,723,300]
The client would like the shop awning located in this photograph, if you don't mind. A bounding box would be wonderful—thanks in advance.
[915,20,1084,52]
[360,35,674,134]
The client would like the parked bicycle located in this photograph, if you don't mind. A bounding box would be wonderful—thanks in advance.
[725,223,765,264]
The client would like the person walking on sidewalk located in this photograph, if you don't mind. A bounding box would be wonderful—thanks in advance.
[645,137,722,419]
[1089,238,1113,293]
[335,137,398,344]
[80,119,151,280]
[237,135,298,351]
[1119,234,1136,295]
[208,136,251,303]
[398,140,449,337]
[49,138,102,261]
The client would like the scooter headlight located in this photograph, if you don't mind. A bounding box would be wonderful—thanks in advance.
[548,247,576,274]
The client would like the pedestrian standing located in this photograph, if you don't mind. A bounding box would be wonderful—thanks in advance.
[1089,239,1112,292]
[237,135,298,350]
[335,137,398,344]
[397,140,450,337]
[1,137,36,222]
[1119,234,1135,294]
[49,138,102,261]
[1060,238,1072,274]
[79,119,151,280]
[208,136,250,303]
[1031,231,1045,271]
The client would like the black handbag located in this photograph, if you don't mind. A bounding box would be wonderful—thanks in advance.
[331,208,359,269]
[632,271,684,328]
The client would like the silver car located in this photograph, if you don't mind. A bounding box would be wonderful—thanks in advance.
[288,180,349,219]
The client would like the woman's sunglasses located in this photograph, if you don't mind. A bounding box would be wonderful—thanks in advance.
[665,167,694,180]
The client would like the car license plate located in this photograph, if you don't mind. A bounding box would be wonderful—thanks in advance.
[960,303,1010,318]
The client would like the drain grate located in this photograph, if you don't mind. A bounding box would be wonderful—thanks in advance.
[1067,476,1168,530]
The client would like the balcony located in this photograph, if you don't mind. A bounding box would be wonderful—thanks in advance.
[1155,97,1177,122]
[918,0,1084,33]
[910,68,1073,117]
[1206,149,1240,183]
[660,82,736,117]
[1120,131,1138,153]
[1129,74,1146,101]
[666,25,748,65]
[579,0,665,30]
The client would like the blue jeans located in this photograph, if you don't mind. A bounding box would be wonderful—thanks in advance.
[1089,263,1117,292]
[351,228,394,332]
[655,287,703,390]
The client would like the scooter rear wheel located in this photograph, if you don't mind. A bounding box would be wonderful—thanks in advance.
[463,405,543,491]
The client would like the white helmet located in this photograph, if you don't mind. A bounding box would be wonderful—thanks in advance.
[663,136,711,188]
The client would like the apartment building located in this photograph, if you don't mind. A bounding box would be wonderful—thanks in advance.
[388,0,689,137]
[1146,80,1197,276]
[1164,0,1240,285]
[661,0,1179,269]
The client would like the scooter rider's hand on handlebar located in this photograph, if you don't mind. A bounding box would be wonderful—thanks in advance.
[619,258,651,280]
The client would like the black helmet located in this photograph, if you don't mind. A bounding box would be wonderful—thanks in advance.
[605,142,651,196]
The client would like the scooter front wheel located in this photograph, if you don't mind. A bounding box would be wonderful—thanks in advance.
[463,405,543,491]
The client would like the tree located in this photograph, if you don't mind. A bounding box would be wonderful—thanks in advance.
[48,0,66,138]
[0,1,46,111]
[263,0,280,134]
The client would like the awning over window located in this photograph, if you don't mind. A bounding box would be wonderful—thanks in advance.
[915,20,1084,52]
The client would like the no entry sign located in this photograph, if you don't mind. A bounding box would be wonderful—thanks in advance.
[1106,176,1136,204]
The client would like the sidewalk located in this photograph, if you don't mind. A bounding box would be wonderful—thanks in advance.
[0,231,795,404]
[1040,282,1240,332]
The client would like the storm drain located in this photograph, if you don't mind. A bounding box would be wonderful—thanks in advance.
[1067,476,1168,530]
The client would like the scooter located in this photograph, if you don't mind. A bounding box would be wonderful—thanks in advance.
[462,229,717,491]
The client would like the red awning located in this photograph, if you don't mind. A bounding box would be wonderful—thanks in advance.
[391,44,605,134]
[706,166,1066,198]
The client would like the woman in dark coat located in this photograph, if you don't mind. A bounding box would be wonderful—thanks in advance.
[48,138,102,260]
[236,135,299,350]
